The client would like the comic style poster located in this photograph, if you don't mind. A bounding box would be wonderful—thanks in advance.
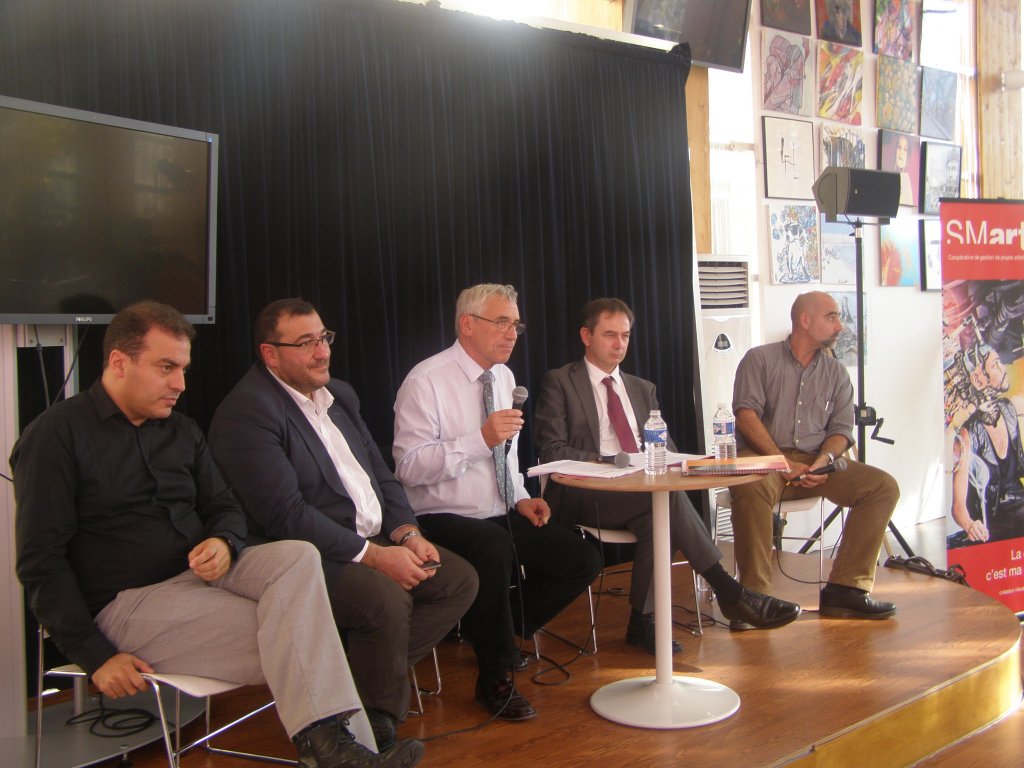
[942,200,1024,613]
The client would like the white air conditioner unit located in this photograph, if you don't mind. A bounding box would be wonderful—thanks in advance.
[694,256,757,451]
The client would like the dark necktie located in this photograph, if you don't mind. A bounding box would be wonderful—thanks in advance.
[602,376,639,453]
[480,370,514,508]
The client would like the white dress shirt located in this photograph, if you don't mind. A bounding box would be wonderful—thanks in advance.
[393,340,530,519]
[270,370,382,561]
[584,358,641,455]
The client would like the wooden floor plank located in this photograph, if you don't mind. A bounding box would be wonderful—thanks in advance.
[33,544,1022,767]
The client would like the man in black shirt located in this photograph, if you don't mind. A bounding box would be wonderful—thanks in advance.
[12,301,422,768]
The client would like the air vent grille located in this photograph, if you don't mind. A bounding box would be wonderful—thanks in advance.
[698,261,749,309]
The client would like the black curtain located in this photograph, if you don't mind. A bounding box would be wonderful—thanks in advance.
[1,0,699,468]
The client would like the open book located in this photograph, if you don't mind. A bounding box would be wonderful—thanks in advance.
[681,454,789,476]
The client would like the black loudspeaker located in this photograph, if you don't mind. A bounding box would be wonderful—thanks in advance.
[812,167,901,220]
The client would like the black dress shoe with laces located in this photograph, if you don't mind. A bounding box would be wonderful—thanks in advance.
[475,676,537,721]
[719,587,801,631]
[625,611,683,655]
[294,714,424,768]
[819,585,896,619]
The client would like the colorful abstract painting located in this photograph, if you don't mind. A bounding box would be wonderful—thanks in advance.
[920,67,957,140]
[820,217,856,284]
[769,202,820,284]
[816,0,862,46]
[878,129,921,208]
[762,30,813,116]
[879,216,921,286]
[817,42,863,124]
[876,55,920,133]
[761,0,813,35]
[821,124,866,169]
[874,0,917,59]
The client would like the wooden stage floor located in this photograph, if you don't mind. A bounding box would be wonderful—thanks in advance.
[31,543,1024,768]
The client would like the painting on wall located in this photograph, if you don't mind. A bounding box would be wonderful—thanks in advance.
[761,0,813,35]
[878,129,921,208]
[920,67,957,140]
[874,0,917,60]
[920,218,941,291]
[921,141,962,214]
[769,202,820,284]
[820,216,856,284]
[816,0,862,46]
[879,216,921,286]
[762,30,813,116]
[763,117,816,198]
[876,54,920,133]
[827,290,863,366]
[821,124,866,169]
[817,42,863,124]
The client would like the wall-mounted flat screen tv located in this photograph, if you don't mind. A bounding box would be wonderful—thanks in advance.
[624,0,753,73]
[0,95,218,325]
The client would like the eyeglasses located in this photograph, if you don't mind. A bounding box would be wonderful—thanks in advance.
[264,331,337,350]
[468,314,526,336]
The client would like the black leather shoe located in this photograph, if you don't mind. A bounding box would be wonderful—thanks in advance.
[719,587,801,631]
[820,587,896,619]
[475,677,537,721]
[294,715,424,768]
[366,709,397,753]
[625,612,683,655]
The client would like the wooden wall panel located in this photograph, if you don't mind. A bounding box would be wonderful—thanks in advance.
[978,0,1023,199]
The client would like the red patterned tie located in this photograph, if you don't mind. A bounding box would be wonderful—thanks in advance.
[602,376,638,452]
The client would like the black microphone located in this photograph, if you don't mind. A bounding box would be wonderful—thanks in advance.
[505,386,529,453]
[596,452,630,468]
[796,457,848,480]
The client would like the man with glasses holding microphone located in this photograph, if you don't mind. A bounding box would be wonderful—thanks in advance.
[210,298,478,756]
[393,284,601,722]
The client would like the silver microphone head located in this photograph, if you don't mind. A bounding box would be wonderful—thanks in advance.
[614,452,630,468]
[834,457,849,472]
[511,386,529,409]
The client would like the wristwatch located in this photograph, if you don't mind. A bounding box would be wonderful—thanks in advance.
[825,451,836,465]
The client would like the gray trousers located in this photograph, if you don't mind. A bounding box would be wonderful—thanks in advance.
[322,541,478,722]
[95,540,370,744]
[567,489,722,614]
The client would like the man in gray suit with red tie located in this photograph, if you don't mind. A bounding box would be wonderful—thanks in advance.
[209,298,477,755]
[534,298,801,648]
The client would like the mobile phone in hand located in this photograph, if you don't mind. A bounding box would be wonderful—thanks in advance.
[421,559,441,570]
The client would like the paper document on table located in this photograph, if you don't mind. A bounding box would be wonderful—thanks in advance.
[528,452,705,479]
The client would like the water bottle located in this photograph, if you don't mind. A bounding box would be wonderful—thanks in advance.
[712,402,737,460]
[643,410,668,476]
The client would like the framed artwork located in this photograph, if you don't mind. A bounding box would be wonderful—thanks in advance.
[763,116,815,199]
[879,216,921,286]
[878,129,920,208]
[874,0,917,60]
[920,141,962,214]
[821,124,866,169]
[920,67,957,140]
[876,55,920,133]
[816,0,862,46]
[820,216,856,284]
[761,0,812,35]
[827,290,862,366]
[817,42,864,124]
[768,202,820,284]
[919,218,941,291]
[762,30,813,116]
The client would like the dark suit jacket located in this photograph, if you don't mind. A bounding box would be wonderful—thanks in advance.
[208,363,417,563]
[534,360,678,526]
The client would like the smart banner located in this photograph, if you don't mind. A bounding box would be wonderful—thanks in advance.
[942,199,1024,613]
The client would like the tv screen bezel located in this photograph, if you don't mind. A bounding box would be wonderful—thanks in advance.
[0,94,219,325]
[623,0,753,73]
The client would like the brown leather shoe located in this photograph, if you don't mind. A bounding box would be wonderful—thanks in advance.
[475,676,537,721]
